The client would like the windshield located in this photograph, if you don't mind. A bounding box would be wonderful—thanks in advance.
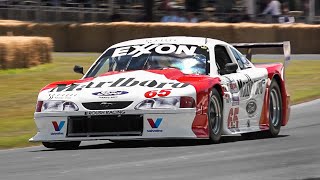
[85,44,210,78]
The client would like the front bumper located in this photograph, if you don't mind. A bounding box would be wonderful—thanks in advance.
[29,109,198,142]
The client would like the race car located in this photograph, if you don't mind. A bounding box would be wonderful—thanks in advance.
[29,36,291,149]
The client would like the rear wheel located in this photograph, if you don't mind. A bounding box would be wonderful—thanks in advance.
[266,79,282,137]
[242,79,282,139]
[42,141,81,150]
[241,80,282,139]
[208,88,223,143]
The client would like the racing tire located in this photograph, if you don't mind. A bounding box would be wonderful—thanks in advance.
[42,141,81,150]
[208,88,223,143]
[265,79,282,137]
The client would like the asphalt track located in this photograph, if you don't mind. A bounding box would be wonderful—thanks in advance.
[0,99,319,180]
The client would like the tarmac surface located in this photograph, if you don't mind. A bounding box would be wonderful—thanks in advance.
[1,99,319,180]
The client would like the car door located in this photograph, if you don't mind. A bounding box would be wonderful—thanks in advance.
[214,45,268,133]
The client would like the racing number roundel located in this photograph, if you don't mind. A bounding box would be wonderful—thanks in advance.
[145,89,171,98]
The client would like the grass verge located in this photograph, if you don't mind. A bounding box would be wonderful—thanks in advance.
[0,53,319,149]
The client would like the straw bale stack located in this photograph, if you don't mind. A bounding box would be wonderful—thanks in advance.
[0,21,320,53]
[276,23,320,54]
[0,36,53,69]
[27,23,67,52]
[66,23,114,52]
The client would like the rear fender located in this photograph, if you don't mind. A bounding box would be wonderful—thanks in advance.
[258,64,290,129]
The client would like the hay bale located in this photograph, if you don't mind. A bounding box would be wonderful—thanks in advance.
[27,23,67,52]
[0,23,30,37]
[0,36,53,69]
[66,23,114,52]
[187,23,234,42]
[110,22,152,45]
[1,21,320,54]
[276,23,320,54]
[0,42,6,69]
[232,23,280,54]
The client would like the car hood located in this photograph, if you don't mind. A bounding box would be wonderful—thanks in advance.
[38,69,214,104]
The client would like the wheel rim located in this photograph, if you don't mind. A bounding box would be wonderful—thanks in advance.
[269,89,281,126]
[210,96,221,135]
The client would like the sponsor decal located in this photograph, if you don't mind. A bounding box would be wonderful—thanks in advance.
[224,93,231,103]
[112,44,197,58]
[246,99,257,117]
[232,95,240,106]
[229,80,239,93]
[238,75,265,98]
[51,121,65,135]
[50,78,190,92]
[147,118,163,132]
[48,93,77,100]
[84,110,125,116]
[92,91,128,97]
[237,75,254,98]
[255,80,264,95]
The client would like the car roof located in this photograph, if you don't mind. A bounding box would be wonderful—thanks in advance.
[109,36,229,48]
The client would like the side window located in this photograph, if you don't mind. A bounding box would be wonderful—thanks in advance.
[214,45,233,74]
[231,48,252,69]
[231,48,245,69]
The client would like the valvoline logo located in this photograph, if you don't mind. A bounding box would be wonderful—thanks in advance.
[147,118,163,132]
[52,121,65,131]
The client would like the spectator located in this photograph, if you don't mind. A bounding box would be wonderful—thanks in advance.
[187,12,199,23]
[278,3,295,23]
[161,9,178,22]
[262,0,281,22]
[161,8,187,23]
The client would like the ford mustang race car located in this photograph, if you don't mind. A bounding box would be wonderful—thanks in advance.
[30,37,291,149]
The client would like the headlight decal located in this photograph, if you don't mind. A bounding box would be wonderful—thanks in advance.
[135,96,195,110]
[40,101,79,112]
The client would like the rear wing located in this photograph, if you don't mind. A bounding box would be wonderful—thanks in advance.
[231,41,291,68]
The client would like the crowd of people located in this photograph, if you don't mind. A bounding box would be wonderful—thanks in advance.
[156,0,303,24]
[0,0,314,24]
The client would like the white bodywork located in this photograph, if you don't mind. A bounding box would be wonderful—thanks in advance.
[30,37,269,142]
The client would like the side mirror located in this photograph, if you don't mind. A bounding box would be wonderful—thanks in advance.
[225,63,238,74]
[73,65,84,75]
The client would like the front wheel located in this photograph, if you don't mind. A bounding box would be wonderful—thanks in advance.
[42,141,81,150]
[208,88,223,143]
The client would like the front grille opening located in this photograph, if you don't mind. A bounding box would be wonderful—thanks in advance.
[67,115,143,137]
[82,101,133,110]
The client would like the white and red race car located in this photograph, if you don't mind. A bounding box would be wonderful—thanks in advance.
[30,37,291,149]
